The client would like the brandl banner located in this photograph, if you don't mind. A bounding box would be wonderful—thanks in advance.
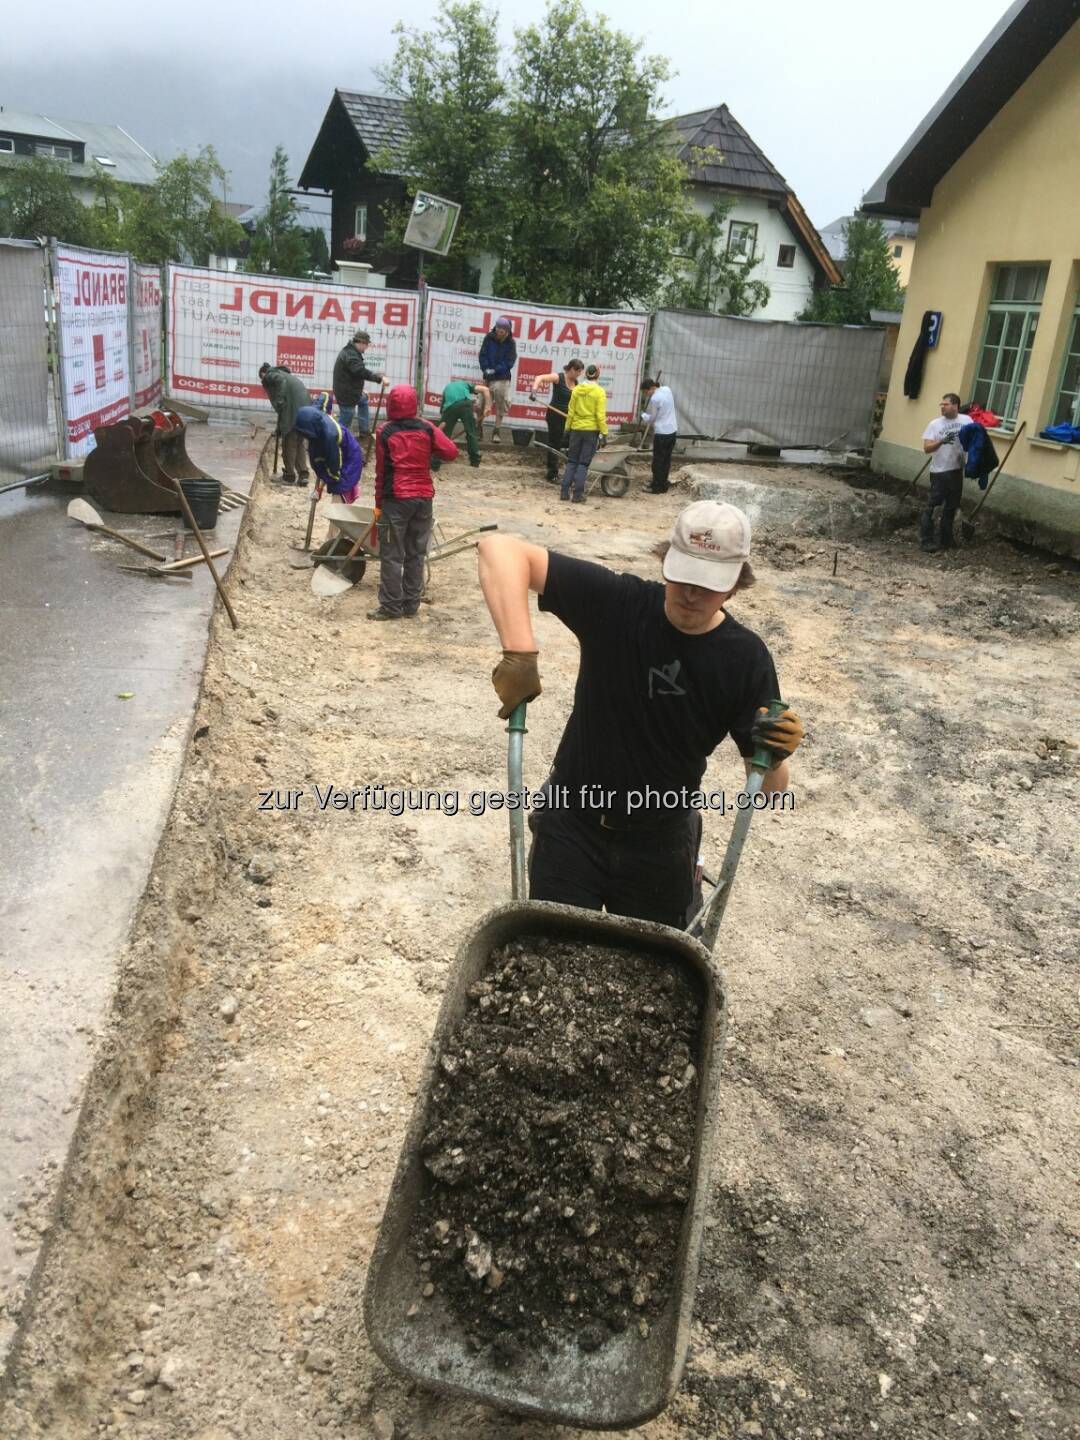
[53,242,132,458]
[131,262,163,410]
[422,289,650,428]
[166,266,420,408]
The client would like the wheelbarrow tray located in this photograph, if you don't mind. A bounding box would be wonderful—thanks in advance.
[322,502,380,550]
[363,898,727,1430]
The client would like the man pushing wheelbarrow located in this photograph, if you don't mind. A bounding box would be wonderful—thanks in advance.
[477,499,804,927]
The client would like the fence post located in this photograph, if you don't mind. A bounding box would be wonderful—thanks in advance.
[46,238,69,460]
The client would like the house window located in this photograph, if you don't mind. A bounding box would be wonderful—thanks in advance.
[777,244,796,269]
[970,264,1049,428]
[35,143,72,160]
[0,137,13,153]
[893,245,903,259]
[727,220,758,262]
[1050,297,1080,429]
[354,205,368,242]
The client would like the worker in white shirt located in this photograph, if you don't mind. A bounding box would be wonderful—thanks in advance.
[640,378,678,493]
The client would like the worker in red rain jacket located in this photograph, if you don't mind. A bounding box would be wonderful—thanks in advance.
[370,383,460,621]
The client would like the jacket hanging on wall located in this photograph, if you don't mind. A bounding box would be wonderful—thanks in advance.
[903,311,937,400]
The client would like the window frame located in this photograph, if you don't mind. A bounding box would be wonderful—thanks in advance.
[1049,297,1080,432]
[727,220,758,263]
[777,244,796,269]
[970,264,1049,430]
[353,204,368,242]
[35,142,73,160]
[0,137,14,154]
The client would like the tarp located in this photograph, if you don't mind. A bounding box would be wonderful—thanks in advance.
[130,262,163,410]
[0,240,55,485]
[53,242,132,459]
[649,310,887,450]
[166,266,420,408]
[422,289,649,428]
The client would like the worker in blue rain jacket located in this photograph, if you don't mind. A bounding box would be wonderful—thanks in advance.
[294,404,364,505]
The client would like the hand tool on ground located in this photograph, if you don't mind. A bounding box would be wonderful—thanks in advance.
[66,497,169,561]
[170,479,239,630]
[960,420,1026,542]
[687,699,787,951]
[119,547,232,580]
[365,695,739,1429]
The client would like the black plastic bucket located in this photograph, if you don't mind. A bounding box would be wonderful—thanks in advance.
[180,477,221,531]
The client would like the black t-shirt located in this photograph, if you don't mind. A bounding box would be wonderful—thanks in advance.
[538,552,780,817]
[551,375,573,412]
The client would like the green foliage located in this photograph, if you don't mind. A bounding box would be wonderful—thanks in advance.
[662,195,770,317]
[305,225,331,274]
[497,0,691,307]
[0,154,92,244]
[125,147,244,266]
[379,0,506,289]
[380,0,695,307]
[248,145,310,276]
[798,214,904,324]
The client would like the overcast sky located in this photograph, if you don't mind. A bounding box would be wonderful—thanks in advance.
[1,0,1014,230]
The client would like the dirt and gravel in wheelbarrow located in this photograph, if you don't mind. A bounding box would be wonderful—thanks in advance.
[364,704,784,1429]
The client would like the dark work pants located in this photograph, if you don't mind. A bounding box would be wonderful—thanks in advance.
[378,497,433,615]
[920,468,963,548]
[528,806,701,929]
[545,414,566,481]
[281,430,309,480]
[561,431,600,499]
[442,399,480,466]
[651,431,678,491]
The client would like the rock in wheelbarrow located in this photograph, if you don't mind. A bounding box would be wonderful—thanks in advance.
[363,900,726,1429]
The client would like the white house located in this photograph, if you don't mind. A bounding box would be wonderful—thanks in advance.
[666,105,841,321]
[0,110,158,206]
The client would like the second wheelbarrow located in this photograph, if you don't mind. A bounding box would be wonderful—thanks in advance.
[363,702,786,1428]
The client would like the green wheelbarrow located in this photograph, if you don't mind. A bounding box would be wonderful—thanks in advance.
[363,702,786,1428]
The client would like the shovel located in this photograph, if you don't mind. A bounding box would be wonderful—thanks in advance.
[67,498,168,561]
[960,420,1025,542]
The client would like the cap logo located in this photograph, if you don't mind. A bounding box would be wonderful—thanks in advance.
[688,528,728,553]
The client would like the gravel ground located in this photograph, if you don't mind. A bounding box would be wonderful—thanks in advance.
[1,439,1078,1440]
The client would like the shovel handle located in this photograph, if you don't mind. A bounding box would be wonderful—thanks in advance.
[967,419,1026,521]
[98,526,168,562]
[171,480,239,631]
[507,702,528,901]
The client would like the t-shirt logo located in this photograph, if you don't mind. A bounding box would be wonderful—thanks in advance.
[648,660,685,698]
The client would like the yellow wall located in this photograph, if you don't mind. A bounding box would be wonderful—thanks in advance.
[887,233,916,289]
[876,19,1080,541]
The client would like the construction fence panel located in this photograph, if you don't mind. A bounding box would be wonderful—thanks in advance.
[166,266,420,409]
[52,241,132,459]
[649,309,887,450]
[422,289,650,429]
[0,239,55,486]
[130,262,163,410]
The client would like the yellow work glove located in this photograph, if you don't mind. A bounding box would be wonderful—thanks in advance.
[751,706,804,759]
[492,651,541,720]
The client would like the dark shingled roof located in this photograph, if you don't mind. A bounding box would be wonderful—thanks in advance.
[667,104,790,196]
[337,91,411,171]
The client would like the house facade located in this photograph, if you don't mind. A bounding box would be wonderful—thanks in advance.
[668,106,841,322]
[865,0,1080,553]
[0,111,158,205]
[820,216,918,289]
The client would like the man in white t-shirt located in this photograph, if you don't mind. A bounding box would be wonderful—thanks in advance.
[641,378,678,494]
[920,392,966,552]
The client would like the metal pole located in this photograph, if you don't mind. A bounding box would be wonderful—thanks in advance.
[506,702,528,901]
[45,239,67,461]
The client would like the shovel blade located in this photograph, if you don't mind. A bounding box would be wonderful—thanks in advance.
[67,496,103,527]
[311,563,355,598]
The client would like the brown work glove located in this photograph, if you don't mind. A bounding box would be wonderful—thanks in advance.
[751,706,804,760]
[492,650,541,719]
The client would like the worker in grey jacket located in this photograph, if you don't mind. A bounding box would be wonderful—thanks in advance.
[259,363,311,485]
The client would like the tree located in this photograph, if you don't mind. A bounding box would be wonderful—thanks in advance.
[497,0,693,308]
[798,214,904,324]
[125,147,244,266]
[248,146,310,276]
[305,225,331,275]
[379,0,507,290]
[662,193,770,317]
[0,154,91,244]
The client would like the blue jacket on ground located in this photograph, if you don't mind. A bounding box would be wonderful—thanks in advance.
[958,422,999,489]
[294,405,363,499]
[478,327,517,382]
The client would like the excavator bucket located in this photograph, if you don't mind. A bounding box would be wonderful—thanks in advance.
[83,417,180,515]
[151,410,216,483]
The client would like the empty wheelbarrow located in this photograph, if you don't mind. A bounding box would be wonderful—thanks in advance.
[364,703,787,1428]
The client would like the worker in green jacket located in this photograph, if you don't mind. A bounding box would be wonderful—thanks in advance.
[259,363,311,485]
[440,378,491,468]
[560,364,607,503]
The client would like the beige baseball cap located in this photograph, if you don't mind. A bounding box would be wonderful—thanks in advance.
[663,501,751,592]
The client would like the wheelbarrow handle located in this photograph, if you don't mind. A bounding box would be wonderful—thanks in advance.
[688,698,788,952]
[507,702,528,900]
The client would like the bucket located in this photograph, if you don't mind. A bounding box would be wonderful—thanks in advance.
[179,477,221,531]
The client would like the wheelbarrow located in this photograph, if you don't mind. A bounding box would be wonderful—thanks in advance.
[363,702,787,1428]
[309,501,499,598]
[526,395,632,498]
